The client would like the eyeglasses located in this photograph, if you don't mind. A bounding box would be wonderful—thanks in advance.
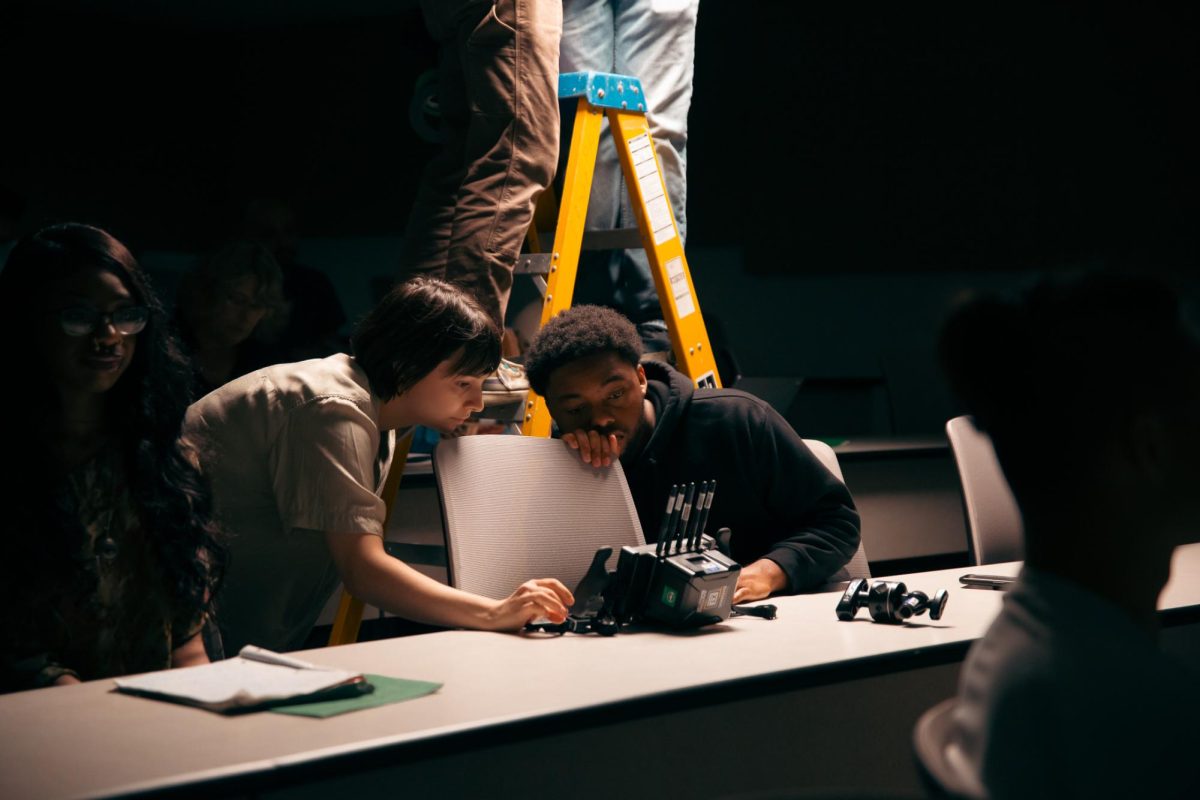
[55,306,150,337]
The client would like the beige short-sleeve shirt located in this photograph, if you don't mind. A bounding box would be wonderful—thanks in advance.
[185,354,396,654]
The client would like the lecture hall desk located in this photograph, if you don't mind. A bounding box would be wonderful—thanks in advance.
[2,544,1198,799]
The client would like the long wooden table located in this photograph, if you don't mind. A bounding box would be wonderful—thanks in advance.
[3,545,1198,799]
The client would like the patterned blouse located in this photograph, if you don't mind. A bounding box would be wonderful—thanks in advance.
[1,446,204,691]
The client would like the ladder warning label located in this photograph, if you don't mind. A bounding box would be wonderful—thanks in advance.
[666,256,695,319]
[627,133,676,246]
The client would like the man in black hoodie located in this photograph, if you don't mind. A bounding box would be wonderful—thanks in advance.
[524,305,861,601]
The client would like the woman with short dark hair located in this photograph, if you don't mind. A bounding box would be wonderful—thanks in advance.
[0,223,226,692]
[186,277,573,654]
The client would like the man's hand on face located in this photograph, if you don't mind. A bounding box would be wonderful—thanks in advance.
[562,429,622,468]
[733,558,788,603]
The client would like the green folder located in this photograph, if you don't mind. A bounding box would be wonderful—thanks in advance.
[270,674,442,718]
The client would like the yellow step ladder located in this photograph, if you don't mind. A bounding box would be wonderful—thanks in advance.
[327,70,720,646]
[326,429,413,646]
[518,70,721,436]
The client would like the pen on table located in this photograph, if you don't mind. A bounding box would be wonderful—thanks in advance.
[239,645,321,670]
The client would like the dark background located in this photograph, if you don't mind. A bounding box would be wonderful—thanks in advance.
[3,1,1197,436]
[5,1,1195,270]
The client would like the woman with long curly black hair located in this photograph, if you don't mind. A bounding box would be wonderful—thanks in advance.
[0,222,226,692]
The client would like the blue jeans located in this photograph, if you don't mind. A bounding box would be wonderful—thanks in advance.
[560,0,699,324]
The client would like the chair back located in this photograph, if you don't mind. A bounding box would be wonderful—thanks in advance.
[803,439,870,582]
[434,436,645,598]
[945,416,1023,565]
[912,697,987,800]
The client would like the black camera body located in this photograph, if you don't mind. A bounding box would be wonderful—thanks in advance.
[610,536,741,628]
[526,480,767,636]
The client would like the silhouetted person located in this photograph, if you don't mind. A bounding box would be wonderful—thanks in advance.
[244,198,346,361]
[176,239,288,398]
[940,273,1200,799]
[0,184,25,265]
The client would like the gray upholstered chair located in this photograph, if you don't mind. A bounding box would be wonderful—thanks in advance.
[912,698,987,800]
[435,436,868,598]
[803,439,871,582]
[434,436,644,598]
[944,416,1023,565]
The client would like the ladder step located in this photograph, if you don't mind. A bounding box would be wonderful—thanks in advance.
[513,253,554,275]
[515,228,644,275]
[581,227,643,251]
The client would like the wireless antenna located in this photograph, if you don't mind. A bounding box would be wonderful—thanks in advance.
[683,480,711,551]
[691,479,715,551]
[655,485,680,556]
[673,482,697,554]
[658,486,685,557]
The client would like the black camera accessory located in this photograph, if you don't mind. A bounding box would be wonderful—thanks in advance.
[835,578,948,624]
[732,603,777,620]
[569,547,616,618]
[611,537,741,628]
[526,547,619,636]
[527,480,763,635]
[612,479,744,627]
[525,613,621,636]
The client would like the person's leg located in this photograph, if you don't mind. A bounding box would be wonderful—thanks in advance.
[399,18,474,281]
[443,0,562,328]
[612,0,699,328]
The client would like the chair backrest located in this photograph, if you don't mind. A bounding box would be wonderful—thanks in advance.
[434,436,645,599]
[912,697,987,800]
[945,416,1023,565]
[802,439,871,581]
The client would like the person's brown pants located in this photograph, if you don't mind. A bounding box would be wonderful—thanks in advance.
[402,0,562,328]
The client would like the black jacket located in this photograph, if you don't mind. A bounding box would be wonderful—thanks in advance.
[622,362,861,592]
